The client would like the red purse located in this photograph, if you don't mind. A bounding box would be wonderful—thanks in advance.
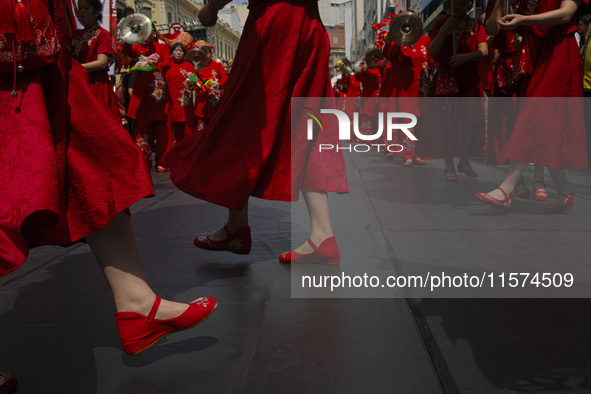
[496,52,525,89]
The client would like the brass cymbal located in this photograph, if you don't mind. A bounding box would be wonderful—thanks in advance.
[364,47,383,69]
[336,57,354,76]
[118,13,152,45]
[389,11,423,46]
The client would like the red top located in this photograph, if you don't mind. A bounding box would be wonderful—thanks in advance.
[382,35,432,98]
[429,15,488,97]
[123,41,171,121]
[341,74,361,97]
[166,60,197,122]
[357,66,382,97]
[195,60,228,118]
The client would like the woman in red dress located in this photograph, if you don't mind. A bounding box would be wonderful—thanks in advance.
[484,0,548,201]
[1,0,215,356]
[70,0,119,121]
[122,27,172,171]
[167,0,349,263]
[418,0,488,182]
[192,43,228,130]
[166,43,198,146]
[476,0,588,211]
[380,29,431,166]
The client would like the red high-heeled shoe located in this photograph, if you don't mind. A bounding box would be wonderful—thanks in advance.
[115,296,217,355]
[278,236,340,264]
[475,187,513,209]
[544,192,574,213]
[193,225,251,254]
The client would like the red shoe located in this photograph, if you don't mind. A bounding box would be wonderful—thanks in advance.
[278,236,340,264]
[475,188,513,209]
[457,162,479,177]
[115,296,217,355]
[414,158,427,165]
[404,159,414,167]
[194,225,251,254]
[444,170,459,182]
[533,181,548,201]
[156,166,170,172]
[0,371,17,394]
[544,192,574,213]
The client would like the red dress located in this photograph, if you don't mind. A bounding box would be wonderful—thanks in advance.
[166,59,197,143]
[502,0,588,168]
[194,59,228,127]
[166,0,349,211]
[122,42,172,168]
[70,26,119,121]
[485,0,527,165]
[0,0,154,276]
[380,36,433,160]
[416,16,487,159]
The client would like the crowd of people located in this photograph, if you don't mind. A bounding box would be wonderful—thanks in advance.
[333,0,589,212]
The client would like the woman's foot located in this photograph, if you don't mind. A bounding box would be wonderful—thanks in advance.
[457,161,479,177]
[279,235,340,264]
[115,296,217,355]
[545,192,574,213]
[444,169,459,182]
[194,224,251,254]
[533,181,548,201]
[475,187,514,208]
[404,159,414,167]
[514,180,531,198]
[414,157,427,165]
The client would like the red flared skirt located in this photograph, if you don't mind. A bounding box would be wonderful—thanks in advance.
[503,34,588,168]
[167,0,349,210]
[0,60,154,276]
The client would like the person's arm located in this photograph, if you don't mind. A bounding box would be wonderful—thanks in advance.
[199,0,232,27]
[81,53,109,72]
[499,0,581,29]
[449,42,488,66]
[486,0,503,35]
[216,61,229,86]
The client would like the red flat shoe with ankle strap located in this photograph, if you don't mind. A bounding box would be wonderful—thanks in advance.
[115,296,217,355]
[194,225,251,254]
[533,182,548,201]
[545,192,574,213]
[475,188,513,209]
[0,371,17,394]
[279,236,340,264]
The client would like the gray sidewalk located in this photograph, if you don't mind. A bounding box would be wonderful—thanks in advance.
[1,150,590,393]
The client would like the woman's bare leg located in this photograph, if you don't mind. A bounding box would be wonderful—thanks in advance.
[86,211,190,319]
[485,161,528,199]
[293,190,334,254]
[207,203,249,241]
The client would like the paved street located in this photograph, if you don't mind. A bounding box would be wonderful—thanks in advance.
[1,149,590,393]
